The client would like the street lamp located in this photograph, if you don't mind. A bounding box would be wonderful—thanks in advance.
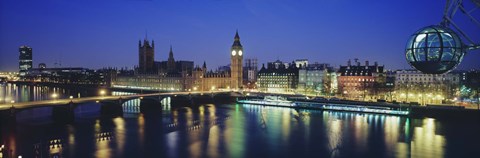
[477,88,479,110]
[0,144,4,155]
[100,90,106,96]
[51,93,58,100]
[10,100,15,108]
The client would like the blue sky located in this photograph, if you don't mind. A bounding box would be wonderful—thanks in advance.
[1,0,479,71]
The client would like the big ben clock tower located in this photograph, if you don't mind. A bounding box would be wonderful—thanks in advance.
[231,30,243,90]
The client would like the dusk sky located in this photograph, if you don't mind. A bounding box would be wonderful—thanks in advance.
[1,0,479,71]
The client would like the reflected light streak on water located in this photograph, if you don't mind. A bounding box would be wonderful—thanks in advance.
[411,118,445,158]
[2,84,480,158]
[114,117,126,156]
[354,114,368,153]
[326,113,343,156]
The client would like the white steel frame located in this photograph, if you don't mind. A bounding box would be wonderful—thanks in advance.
[442,0,480,50]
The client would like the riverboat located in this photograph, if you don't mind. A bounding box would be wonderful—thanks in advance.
[237,96,296,107]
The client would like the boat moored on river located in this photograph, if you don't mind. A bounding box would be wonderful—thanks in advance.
[237,96,410,116]
[237,96,296,107]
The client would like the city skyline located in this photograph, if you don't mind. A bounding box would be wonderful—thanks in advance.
[1,0,479,71]
[2,1,480,157]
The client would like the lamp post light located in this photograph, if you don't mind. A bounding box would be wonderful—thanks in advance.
[10,100,15,108]
[51,93,58,100]
[99,90,106,98]
[477,87,479,110]
[0,144,4,157]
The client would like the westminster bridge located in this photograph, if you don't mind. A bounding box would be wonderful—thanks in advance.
[0,91,242,123]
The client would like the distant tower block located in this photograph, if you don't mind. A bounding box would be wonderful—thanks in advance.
[19,45,33,76]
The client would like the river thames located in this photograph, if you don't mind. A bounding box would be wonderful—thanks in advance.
[1,83,479,158]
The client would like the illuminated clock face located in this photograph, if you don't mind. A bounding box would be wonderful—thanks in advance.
[238,50,243,56]
[231,50,236,56]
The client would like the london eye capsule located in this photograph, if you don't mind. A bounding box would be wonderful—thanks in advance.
[405,25,466,74]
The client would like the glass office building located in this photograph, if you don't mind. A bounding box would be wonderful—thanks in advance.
[19,45,33,76]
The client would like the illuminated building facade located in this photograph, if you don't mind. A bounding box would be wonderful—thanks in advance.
[337,59,385,100]
[190,31,244,91]
[325,69,339,96]
[297,63,336,96]
[112,31,243,92]
[113,74,185,91]
[394,69,460,104]
[0,72,19,81]
[230,31,244,90]
[243,58,258,83]
[21,67,107,84]
[257,61,299,93]
[19,45,33,76]
[190,64,231,91]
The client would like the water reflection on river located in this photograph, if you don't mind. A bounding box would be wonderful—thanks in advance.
[1,84,479,158]
[0,83,97,103]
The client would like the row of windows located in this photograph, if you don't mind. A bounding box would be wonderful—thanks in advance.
[115,82,183,90]
[342,83,373,87]
[258,81,291,84]
[258,78,295,81]
[299,73,323,76]
[397,77,457,81]
[119,78,181,83]
[258,73,296,76]
[262,84,291,88]
[299,78,323,81]
[339,78,375,82]
[398,73,447,77]
[258,80,295,83]
[342,72,373,76]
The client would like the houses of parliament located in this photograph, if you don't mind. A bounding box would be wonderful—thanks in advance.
[111,31,244,91]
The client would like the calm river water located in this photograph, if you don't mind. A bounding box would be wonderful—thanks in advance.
[1,83,479,158]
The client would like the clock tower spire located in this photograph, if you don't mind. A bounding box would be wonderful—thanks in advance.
[231,30,243,90]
